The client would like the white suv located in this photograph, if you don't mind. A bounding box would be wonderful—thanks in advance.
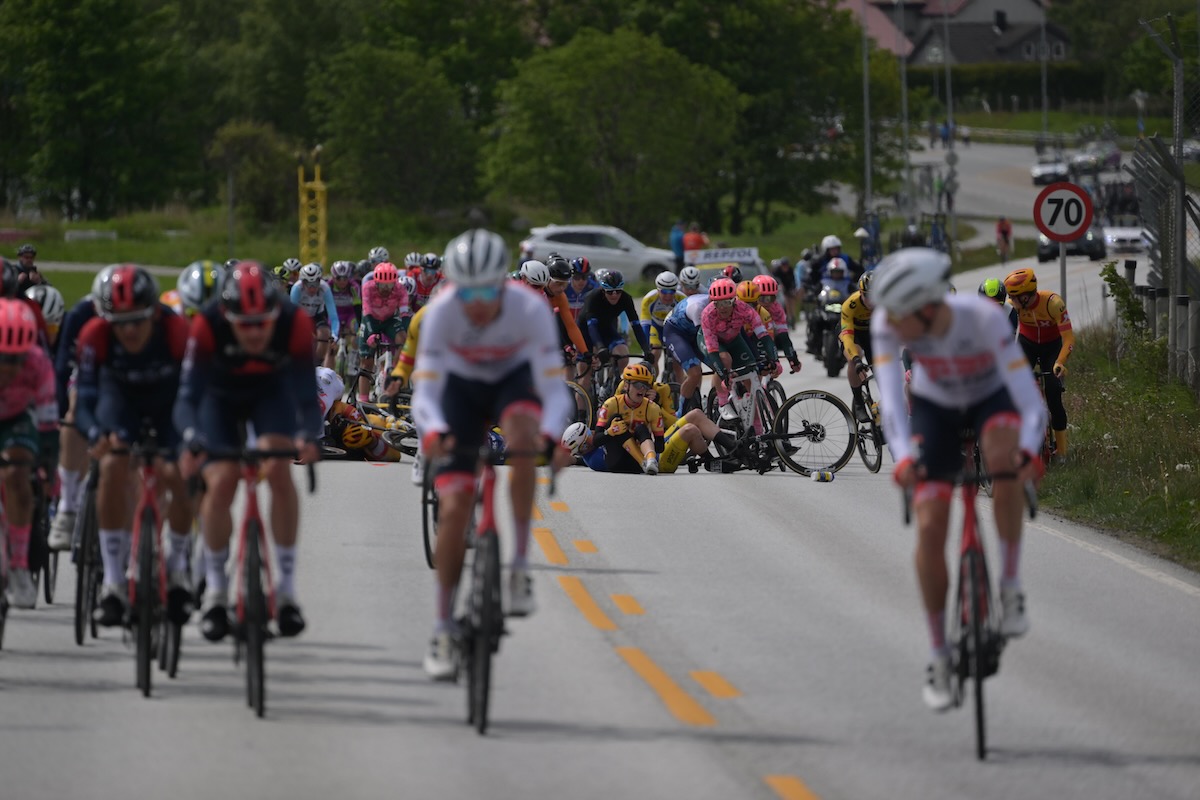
[519,224,675,280]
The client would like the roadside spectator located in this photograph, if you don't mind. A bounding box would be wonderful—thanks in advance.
[939,120,951,149]
[669,220,685,274]
[15,244,46,290]
[960,126,971,147]
[928,119,938,149]
[681,222,709,253]
[934,174,945,212]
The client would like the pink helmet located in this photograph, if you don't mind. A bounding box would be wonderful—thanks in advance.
[373,262,399,285]
[752,274,779,295]
[708,278,736,301]
[0,298,38,355]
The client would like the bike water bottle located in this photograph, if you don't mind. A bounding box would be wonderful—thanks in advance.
[870,401,881,427]
[810,469,834,482]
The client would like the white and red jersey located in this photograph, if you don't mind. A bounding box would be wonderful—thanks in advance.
[411,282,571,442]
[871,294,1047,463]
[410,271,445,312]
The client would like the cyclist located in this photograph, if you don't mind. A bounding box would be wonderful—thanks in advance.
[401,251,423,279]
[995,216,1012,263]
[368,246,390,269]
[1004,268,1073,462]
[700,278,775,421]
[735,280,781,375]
[751,274,802,373]
[174,262,322,641]
[869,248,1046,711]
[539,255,592,372]
[25,284,65,349]
[317,366,406,461]
[75,266,195,625]
[408,253,445,312]
[565,257,598,319]
[662,285,710,414]
[329,260,362,372]
[169,261,221,320]
[641,272,682,382]
[291,263,339,367]
[356,262,410,404]
[281,257,302,288]
[840,271,877,423]
[593,363,665,474]
[678,265,703,298]
[978,278,1017,333]
[577,269,653,377]
[412,228,574,680]
[0,299,58,609]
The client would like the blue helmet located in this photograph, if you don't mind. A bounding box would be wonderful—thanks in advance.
[597,269,625,291]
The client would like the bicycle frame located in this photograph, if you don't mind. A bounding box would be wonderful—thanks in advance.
[232,461,277,625]
[127,455,167,611]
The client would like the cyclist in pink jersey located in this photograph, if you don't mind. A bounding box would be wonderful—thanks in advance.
[357,263,410,403]
[0,299,58,609]
[699,278,775,419]
[752,274,802,373]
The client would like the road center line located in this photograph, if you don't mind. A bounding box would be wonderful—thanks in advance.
[558,576,617,630]
[550,500,570,512]
[573,539,597,553]
[531,504,543,521]
[690,671,740,699]
[764,775,821,800]
[533,527,568,566]
[615,647,716,727]
[610,594,644,615]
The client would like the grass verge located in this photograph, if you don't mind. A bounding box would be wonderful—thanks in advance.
[1039,324,1200,570]
[953,110,1171,140]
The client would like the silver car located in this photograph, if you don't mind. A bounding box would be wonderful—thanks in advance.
[518,224,676,280]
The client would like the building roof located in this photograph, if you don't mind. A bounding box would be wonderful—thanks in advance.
[841,0,913,57]
[911,20,1066,64]
[920,0,972,16]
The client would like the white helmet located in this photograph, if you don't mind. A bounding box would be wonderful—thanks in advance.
[520,259,550,287]
[176,260,222,312]
[404,251,423,268]
[655,272,680,292]
[561,422,590,455]
[678,265,701,288]
[26,284,65,326]
[871,247,953,317]
[399,275,416,296]
[444,229,510,288]
[853,227,869,239]
[827,257,847,275]
[300,263,323,284]
[282,257,302,274]
[368,246,390,265]
[821,235,842,253]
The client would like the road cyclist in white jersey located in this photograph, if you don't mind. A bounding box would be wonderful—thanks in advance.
[406,228,575,680]
[290,263,339,367]
[869,248,1047,712]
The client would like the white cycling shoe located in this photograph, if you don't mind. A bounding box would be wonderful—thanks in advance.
[507,566,536,617]
[1000,586,1029,638]
[410,454,424,487]
[424,628,458,681]
[922,653,954,712]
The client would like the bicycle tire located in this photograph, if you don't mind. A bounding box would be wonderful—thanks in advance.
[0,596,6,650]
[35,487,56,605]
[136,507,155,698]
[565,381,593,427]
[767,378,787,411]
[421,461,438,570]
[470,528,501,736]
[772,390,857,476]
[856,422,883,472]
[965,550,988,761]
[245,519,266,718]
[43,552,57,605]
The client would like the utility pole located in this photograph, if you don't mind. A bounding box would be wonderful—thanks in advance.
[942,1,958,249]
[862,0,873,215]
[896,0,911,214]
[1040,1,1049,140]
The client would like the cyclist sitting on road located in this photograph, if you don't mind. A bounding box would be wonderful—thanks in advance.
[0,299,58,610]
[700,278,775,421]
[751,274,801,373]
[577,269,654,377]
[1004,268,1073,462]
[641,272,682,382]
[356,262,410,404]
[978,278,1018,333]
[410,228,574,680]
[174,262,322,643]
[593,363,665,474]
[870,248,1046,712]
[840,271,877,423]
[76,266,195,626]
[291,263,340,368]
[317,366,405,462]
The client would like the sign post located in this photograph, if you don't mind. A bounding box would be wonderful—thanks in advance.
[1033,182,1094,304]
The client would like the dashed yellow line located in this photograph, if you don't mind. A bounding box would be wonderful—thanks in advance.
[573,539,597,553]
[533,528,568,566]
[558,577,617,630]
[610,594,644,615]
[550,500,570,513]
[764,775,821,800]
[690,671,740,699]
[616,647,716,727]
[531,504,543,521]
[537,476,551,485]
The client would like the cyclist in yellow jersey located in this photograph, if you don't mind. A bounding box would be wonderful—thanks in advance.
[594,363,665,474]
[840,271,876,423]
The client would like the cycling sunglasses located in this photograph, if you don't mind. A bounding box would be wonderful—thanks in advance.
[457,284,502,304]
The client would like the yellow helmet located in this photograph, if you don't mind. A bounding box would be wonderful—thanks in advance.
[621,363,654,386]
[342,423,373,450]
[736,280,760,304]
[1004,268,1038,295]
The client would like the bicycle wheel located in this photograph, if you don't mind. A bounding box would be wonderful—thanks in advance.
[135,508,155,698]
[772,390,856,476]
[565,381,593,427]
[35,490,56,605]
[468,527,501,736]
[245,519,267,718]
[767,378,787,411]
[965,549,988,761]
[856,420,883,472]
[421,461,438,570]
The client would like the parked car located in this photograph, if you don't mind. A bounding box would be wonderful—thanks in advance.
[1031,154,1070,185]
[1037,223,1107,262]
[519,224,675,280]
[1103,214,1147,253]
[686,247,767,287]
[1070,141,1122,174]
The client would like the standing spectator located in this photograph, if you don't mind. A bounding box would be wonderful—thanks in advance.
[934,174,945,213]
[960,125,972,147]
[939,120,950,149]
[669,221,686,274]
[681,222,709,254]
[928,119,938,149]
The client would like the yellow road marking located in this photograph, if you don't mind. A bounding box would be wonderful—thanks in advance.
[532,504,543,520]
[615,647,716,727]
[558,577,617,630]
[764,775,821,800]
[573,539,597,553]
[550,500,570,512]
[611,594,644,615]
[537,476,551,485]
[690,671,740,699]
[533,528,568,566]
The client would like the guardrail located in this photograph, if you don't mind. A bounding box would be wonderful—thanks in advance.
[963,127,1140,151]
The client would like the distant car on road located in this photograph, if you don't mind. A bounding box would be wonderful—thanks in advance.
[519,224,675,281]
[1037,222,1107,262]
[1031,154,1070,185]
[1070,141,1121,174]
[1103,214,1147,253]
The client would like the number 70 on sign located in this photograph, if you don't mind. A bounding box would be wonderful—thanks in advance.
[1033,182,1094,242]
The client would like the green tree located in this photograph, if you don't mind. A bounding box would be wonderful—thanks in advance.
[208,121,296,225]
[308,44,479,211]
[486,27,738,241]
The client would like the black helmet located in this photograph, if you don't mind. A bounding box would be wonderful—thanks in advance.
[96,264,159,319]
[16,244,35,257]
[354,259,373,280]
[220,260,282,321]
[597,269,625,290]
[545,253,571,281]
[978,278,1007,303]
[722,264,742,283]
[223,258,240,272]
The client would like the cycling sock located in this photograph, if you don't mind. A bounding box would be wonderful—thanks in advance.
[437,582,456,624]
[166,530,191,573]
[58,467,83,514]
[1001,539,1022,585]
[926,610,946,655]
[100,528,129,586]
[276,545,296,597]
[205,545,230,593]
[512,519,530,564]
[8,524,30,570]
[851,384,864,406]
[712,431,738,451]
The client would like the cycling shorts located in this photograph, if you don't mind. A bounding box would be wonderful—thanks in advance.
[909,386,1017,479]
[696,330,755,374]
[0,410,39,456]
[358,316,406,358]
[94,377,182,453]
[436,363,541,480]
[649,326,663,349]
[662,322,701,372]
[335,306,357,330]
[197,381,305,453]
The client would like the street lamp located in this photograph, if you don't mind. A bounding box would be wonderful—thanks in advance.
[895,0,911,213]
[862,0,873,214]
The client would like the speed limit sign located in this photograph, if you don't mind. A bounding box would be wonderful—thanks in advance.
[1034,182,1094,242]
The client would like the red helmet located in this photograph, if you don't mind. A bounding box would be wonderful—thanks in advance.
[96,264,158,320]
[220,260,281,321]
[752,274,779,295]
[373,262,399,285]
[708,278,736,301]
[0,298,38,354]
[721,264,743,283]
